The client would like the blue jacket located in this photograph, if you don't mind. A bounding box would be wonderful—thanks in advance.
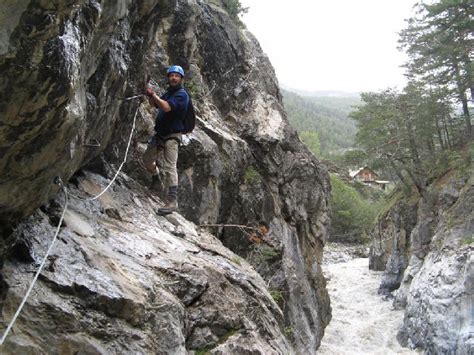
[154,86,189,137]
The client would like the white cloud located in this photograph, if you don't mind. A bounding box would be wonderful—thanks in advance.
[240,0,418,92]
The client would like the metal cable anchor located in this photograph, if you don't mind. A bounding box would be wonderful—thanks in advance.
[84,139,101,147]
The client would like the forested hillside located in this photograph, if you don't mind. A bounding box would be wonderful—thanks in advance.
[281,90,379,244]
[282,89,360,158]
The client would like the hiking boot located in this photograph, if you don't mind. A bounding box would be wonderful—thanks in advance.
[157,199,178,215]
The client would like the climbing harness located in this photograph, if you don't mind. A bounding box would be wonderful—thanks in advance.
[0,178,68,346]
[0,102,141,346]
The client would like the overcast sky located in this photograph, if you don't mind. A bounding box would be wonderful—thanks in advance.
[239,0,418,93]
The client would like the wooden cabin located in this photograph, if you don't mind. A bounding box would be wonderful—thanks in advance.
[350,167,378,182]
[349,167,390,190]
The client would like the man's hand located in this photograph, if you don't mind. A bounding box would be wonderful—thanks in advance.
[146,87,154,97]
[146,87,171,112]
[146,88,157,107]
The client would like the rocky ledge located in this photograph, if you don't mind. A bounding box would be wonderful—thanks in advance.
[1,169,291,354]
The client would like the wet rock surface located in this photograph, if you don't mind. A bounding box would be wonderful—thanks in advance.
[1,171,291,354]
[1,0,330,353]
[369,197,418,296]
[368,168,474,354]
[369,198,418,272]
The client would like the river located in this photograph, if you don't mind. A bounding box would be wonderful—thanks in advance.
[318,249,419,355]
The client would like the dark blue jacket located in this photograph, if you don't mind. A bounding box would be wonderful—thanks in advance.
[154,86,189,136]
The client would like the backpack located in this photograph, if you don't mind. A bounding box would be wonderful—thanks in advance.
[182,89,196,134]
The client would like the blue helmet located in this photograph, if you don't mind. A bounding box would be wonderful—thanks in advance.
[167,65,184,77]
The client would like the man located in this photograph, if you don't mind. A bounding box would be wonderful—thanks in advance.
[143,65,189,215]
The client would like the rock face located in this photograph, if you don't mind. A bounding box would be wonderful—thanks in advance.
[369,195,418,294]
[369,167,474,354]
[2,171,292,354]
[0,0,330,353]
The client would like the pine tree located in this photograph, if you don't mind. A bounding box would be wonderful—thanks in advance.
[399,0,473,137]
[350,86,453,195]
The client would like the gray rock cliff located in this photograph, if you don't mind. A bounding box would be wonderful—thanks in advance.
[369,164,474,353]
[2,172,293,354]
[369,195,418,294]
[0,0,330,353]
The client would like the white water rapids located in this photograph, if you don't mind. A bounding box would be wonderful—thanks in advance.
[318,250,419,355]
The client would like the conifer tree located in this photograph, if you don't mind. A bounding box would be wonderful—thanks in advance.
[399,0,473,137]
[350,86,452,195]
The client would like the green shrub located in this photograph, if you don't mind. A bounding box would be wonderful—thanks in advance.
[260,246,281,261]
[244,166,261,185]
[248,245,282,265]
[270,290,284,303]
[462,234,474,245]
[284,326,294,337]
[223,0,248,19]
[330,173,381,241]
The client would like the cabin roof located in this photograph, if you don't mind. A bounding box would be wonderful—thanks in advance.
[349,166,377,178]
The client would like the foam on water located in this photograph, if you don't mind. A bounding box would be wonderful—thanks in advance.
[318,258,419,355]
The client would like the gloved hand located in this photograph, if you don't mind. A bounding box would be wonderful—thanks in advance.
[146,87,154,97]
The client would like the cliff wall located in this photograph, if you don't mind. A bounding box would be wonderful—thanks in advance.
[369,160,473,354]
[0,0,330,353]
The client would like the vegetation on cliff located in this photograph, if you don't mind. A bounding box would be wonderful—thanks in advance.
[351,0,472,197]
[329,174,382,243]
[358,2,473,352]
[222,0,248,19]
[284,0,472,250]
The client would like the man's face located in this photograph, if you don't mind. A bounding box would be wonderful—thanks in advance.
[168,73,183,87]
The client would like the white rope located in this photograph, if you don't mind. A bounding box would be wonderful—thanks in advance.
[69,104,140,201]
[0,182,69,346]
[0,104,140,345]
